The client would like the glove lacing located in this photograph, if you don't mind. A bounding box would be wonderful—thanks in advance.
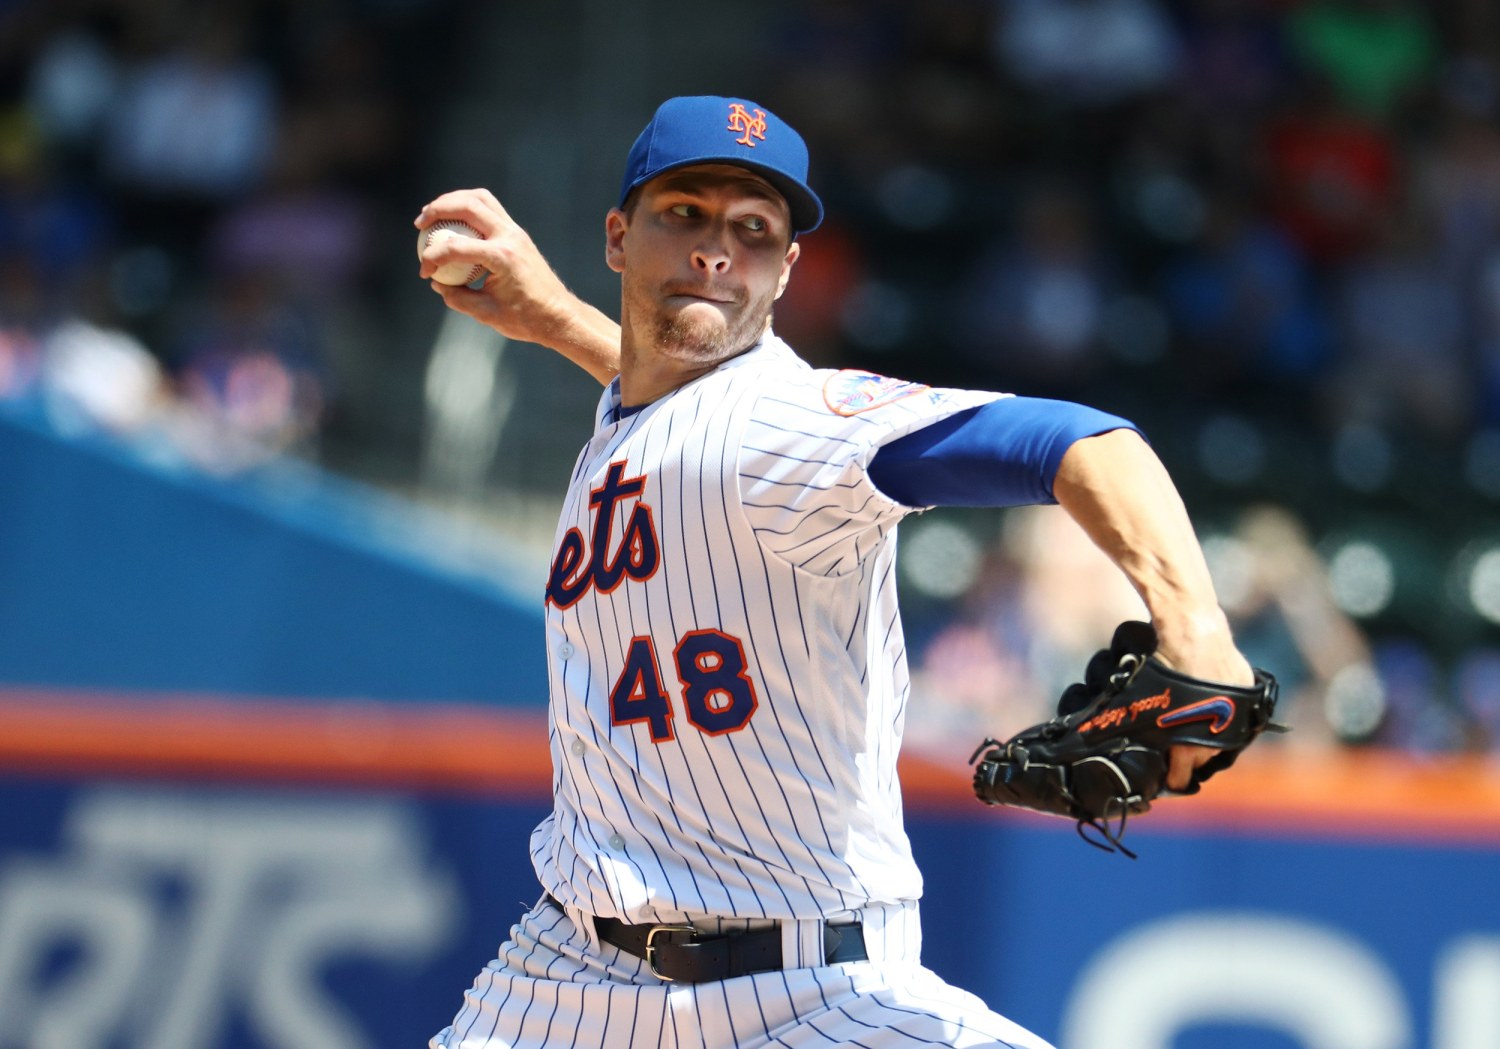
[1075,797,1138,859]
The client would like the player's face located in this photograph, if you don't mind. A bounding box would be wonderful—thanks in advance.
[606,166,800,367]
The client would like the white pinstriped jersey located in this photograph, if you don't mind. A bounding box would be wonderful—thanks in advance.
[533,334,1002,925]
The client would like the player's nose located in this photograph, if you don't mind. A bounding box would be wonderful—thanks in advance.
[690,229,732,273]
[691,250,730,274]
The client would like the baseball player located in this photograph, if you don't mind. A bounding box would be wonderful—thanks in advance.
[416,95,1254,1048]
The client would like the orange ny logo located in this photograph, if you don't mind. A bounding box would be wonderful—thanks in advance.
[726,103,767,147]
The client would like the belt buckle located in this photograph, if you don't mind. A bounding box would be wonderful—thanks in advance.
[644,924,700,981]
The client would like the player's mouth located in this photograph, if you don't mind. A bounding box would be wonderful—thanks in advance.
[662,284,741,306]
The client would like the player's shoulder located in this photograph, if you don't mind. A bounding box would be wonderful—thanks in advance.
[815,368,937,418]
[745,336,1001,436]
[763,361,972,422]
[749,336,916,413]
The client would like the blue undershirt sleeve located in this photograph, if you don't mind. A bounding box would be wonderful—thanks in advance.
[866,396,1140,508]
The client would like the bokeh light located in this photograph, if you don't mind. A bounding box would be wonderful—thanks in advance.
[1327,540,1396,618]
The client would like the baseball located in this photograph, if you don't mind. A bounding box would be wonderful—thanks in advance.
[418,220,486,286]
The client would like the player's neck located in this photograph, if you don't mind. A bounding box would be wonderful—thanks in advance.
[617,328,764,408]
[617,356,718,408]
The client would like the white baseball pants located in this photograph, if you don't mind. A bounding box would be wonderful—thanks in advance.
[431,897,1055,1049]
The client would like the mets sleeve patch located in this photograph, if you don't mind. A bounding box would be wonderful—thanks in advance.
[821,370,930,416]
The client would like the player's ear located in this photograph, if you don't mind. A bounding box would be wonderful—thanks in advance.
[774,240,800,300]
[605,208,628,273]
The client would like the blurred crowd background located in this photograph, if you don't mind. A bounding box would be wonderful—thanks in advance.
[2,0,1498,757]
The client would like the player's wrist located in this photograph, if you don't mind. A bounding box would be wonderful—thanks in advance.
[542,301,623,380]
[1148,608,1251,682]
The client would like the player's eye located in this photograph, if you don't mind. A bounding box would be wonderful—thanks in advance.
[741,215,767,232]
[669,204,696,218]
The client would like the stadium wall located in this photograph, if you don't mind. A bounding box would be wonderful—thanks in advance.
[1,411,1496,1049]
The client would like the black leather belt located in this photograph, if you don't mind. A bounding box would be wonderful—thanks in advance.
[544,895,867,982]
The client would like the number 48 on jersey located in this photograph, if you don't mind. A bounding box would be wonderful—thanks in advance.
[611,629,759,742]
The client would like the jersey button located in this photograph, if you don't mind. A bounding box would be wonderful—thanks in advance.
[571,739,587,757]
[558,642,576,660]
[608,833,626,851]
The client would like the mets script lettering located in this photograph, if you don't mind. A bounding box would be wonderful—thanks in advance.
[546,461,660,609]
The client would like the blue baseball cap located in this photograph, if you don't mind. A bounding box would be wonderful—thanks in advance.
[618,95,824,234]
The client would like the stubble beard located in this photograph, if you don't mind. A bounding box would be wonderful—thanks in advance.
[648,284,777,365]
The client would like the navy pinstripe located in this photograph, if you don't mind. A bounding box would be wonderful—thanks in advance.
[433,337,1055,1049]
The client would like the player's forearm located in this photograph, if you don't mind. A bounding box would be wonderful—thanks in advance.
[429,281,622,385]
[540,300,622,386]
[1052,429,1252,684]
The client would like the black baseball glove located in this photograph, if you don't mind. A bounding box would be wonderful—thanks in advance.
[970,621,1282,856]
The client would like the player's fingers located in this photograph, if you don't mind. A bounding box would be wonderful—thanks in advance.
[414,189,517,237]
[414,189,494,225]
[416,203,501,241]
[416,227,488,276]
[1165,743,1214,792]
[1165,747,1192,791]
[472,187,512,219]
